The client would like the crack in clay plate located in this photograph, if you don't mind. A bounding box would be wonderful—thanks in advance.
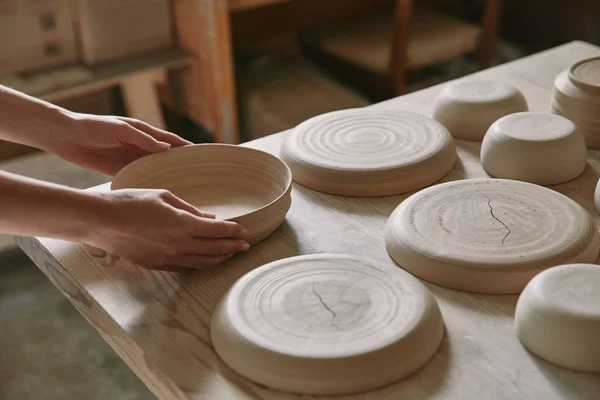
[111,144,293,245]
[385,178,600,294]
[280,108,456,196]
[210,253,445,395]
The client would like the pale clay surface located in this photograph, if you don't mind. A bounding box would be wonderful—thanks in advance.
[551,57,600,149]
[432,79,528,141]
[280,108,456,196]
[481,112,587,185]
[210,254,444,395]
[385,179,600,294]
[110,144,293,245]
[515,263,600,373]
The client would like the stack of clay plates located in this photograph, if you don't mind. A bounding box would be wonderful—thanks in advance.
[385,178,600,294]
[211,254,445,395]
[550,57,600,149]
[280,108,457,196]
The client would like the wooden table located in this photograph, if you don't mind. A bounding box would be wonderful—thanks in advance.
[15,41,600,400]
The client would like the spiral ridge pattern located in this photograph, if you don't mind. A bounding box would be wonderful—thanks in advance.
[280,109,456,196]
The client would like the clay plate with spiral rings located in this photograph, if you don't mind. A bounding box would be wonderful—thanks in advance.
[210,253,445,395]
[111,144,292,245]
[280,108,457,196]
[515,263,600,372]
[385,179,600,294]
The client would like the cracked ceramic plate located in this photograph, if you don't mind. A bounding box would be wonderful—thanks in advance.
[210,253,444,395]
[385,178,600,294]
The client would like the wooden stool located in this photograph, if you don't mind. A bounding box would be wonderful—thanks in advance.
[302,0,502,96]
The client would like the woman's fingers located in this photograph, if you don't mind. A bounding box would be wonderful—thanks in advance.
[162,192,216,219]
[118,124,171,152]
[193,218,248,239]
[119,116,192,147]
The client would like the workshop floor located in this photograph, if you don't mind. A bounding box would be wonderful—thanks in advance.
[0,250,154,400]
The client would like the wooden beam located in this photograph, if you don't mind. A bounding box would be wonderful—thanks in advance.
[389,0,414,96]
[477,0,503,68]
[172,0,239,144]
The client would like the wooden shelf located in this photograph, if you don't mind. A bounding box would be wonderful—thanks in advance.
[1,49,192,103]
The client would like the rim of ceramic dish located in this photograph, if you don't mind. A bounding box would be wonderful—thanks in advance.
[111,143,293,220]
[568,57,600,93]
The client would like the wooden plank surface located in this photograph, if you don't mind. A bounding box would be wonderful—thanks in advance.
[15,41,600,400]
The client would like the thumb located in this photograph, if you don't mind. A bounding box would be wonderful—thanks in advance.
[119,125,171,152]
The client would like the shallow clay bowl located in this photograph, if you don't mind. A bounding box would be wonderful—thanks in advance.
[515,263,600,372]
[111,144,293,245]
[481,112,587,185]
[433,79,528,141]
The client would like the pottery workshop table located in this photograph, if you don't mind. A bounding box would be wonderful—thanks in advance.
[15,41,600,400]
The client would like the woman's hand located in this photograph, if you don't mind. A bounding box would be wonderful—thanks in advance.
[88,189,250,271]
[50,112,192,176]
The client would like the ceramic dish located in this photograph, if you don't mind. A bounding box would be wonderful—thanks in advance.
[481,112,586,185]
[111,144,293,245]
[210,253,445,395]
[384,179,600,294]
[550,57,600,149]
[515,263,600,372]
[280,108,456,196]
[432,79,528,141]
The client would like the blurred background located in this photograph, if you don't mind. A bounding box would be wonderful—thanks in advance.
[0,0,598,398]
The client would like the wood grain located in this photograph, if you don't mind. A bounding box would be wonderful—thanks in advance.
[15,41,600,400]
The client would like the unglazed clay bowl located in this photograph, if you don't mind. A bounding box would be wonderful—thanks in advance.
[515,263,600,372]
[480,112,587,185]
[210,253,445,395]
[111,144,293,245]
[550,57,600,149]
[433,79,528,141]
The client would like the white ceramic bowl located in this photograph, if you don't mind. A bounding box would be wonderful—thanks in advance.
[111,144,293,245]
[515,263,600,372]
[550,57,600,149]
[481,112,587,185]
[433,79,528,141]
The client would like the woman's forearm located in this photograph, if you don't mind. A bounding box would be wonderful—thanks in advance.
[0,85,73,151]
[0,170,103,242]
